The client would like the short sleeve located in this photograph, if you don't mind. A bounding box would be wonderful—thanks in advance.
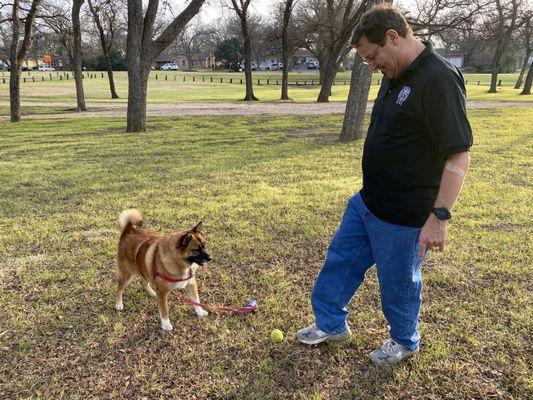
[422,69,473,157]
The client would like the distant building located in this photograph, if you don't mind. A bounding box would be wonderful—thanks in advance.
[435,48,464,69]
[154,52,215,70]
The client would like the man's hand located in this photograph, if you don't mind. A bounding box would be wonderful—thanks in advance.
[418,214,448,259]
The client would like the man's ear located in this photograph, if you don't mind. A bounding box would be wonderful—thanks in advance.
[192,221,203,233]
[179,233,192,248]
[385,28,400,44]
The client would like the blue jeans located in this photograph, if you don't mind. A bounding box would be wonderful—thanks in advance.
[311,192,425,350]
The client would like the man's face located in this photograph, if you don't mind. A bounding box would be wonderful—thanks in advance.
[356,33,400,79]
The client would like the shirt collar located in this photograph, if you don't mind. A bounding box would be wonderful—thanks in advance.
[404,41,433,74]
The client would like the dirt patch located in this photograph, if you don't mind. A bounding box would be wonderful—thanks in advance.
[0,100,531,121]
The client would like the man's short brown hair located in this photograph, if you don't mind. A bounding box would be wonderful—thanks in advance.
[352,4,412,47]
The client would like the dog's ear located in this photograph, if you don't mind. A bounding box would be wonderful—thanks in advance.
[192,221,203,233]
[179,233,192,248]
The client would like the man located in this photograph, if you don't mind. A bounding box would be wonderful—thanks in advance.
[297,4,473,366]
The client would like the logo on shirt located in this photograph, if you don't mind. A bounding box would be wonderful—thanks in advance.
[396,86,411,105]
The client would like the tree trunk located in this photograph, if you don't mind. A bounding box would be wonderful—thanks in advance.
[9,65,22,123]
[126,0,145,132]
[241,18,258,101]
[9,0,41,122]
[488,45,503,93]
[281,0,293,100]
[127,66,149,131]
[317,57,337,102]
[103,49,119,99]
[516,19,531,89]
[89,0,119,99]
[340,55,372,141]
[126,0,205,132]
[520,60,533,95]
[72,0,87,111]
[186,52,194,69]
[515,49,531,89]
[9,0,21,122]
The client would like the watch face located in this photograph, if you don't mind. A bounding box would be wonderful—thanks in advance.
[434,208,451,220]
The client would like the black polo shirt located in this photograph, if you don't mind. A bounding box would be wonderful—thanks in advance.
[361,42,473,228]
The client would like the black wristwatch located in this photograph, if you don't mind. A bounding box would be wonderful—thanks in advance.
[432,207,452,221]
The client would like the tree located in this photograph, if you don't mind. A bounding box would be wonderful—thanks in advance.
[318,0,369,103]
[280,0,296,100]
[4,0,43,122]
[171,19,215,69]
[126,0,205,132]
[485,0,528,93]
[340,0,387,141]
[520,60,532,94]
[214,37,243,67]
[515,17,531,89]
[72,0,86,111]
[87,0,120,98]
[340,53,372,141]
[409,0,487,37]
[293,0,369,103]
[229,0,258,100]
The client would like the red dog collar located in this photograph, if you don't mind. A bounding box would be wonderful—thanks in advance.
[152,247,193,283]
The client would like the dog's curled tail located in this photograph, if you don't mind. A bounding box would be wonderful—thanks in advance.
[119,209,143,234]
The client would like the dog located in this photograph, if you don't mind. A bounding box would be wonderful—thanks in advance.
[116,209,212,331]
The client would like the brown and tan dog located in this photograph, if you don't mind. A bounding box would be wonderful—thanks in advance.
[116,209,212,331]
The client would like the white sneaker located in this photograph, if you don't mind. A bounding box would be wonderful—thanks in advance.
[297,322,352,345]
[370,338,419,365]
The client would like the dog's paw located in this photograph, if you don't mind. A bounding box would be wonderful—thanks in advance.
[160,319,173,331]
[115,302,124,311]
[195,307,209,317]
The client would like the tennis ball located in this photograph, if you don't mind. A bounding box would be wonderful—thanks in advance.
[270,329,284,343]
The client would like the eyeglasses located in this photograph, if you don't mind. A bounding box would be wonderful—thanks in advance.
[359,46,380,65]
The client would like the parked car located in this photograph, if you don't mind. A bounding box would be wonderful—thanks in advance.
[160,63,179,71]
[38,65,55,71]
[270,63,279,71]
[307,60,318,69]
[238,62,257,72]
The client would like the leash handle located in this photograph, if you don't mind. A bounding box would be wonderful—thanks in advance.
[177,294,258,314]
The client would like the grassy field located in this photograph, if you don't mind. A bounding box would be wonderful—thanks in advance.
[1,106,531,398]
[0,71,530,108]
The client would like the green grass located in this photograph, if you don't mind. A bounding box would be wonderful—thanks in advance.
[0,108,532,398]
[0,71,530,108]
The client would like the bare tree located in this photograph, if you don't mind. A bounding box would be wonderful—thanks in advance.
[515,17,531,89]
[484,0,528,93]
[229,0,258,100]
[293,0,369,103]
[4,0,43,122]
[340,0,387,141]
[319,0,369,103]
[280,0,296,100]
[409,0,487,38]
[126,0,205,132]
[87,0,119,98]
[170,19,215,69]
[72,0,86,111]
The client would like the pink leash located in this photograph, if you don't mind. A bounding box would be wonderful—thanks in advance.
[176,294,258,314]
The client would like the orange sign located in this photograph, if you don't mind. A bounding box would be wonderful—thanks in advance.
[43,55,52,63]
